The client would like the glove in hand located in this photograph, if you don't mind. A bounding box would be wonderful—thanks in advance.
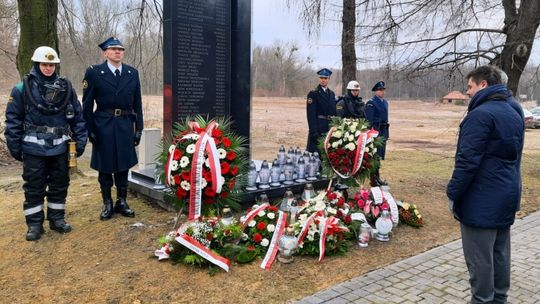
[134,130,142,146]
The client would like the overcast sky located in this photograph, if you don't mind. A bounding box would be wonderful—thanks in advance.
[252,0,343,70]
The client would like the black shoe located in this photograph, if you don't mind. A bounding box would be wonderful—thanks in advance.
[376,177,388,186]
[100,201,114,220]
[49,219,72,233]
[26,225,44,241]
[114,198,135,217]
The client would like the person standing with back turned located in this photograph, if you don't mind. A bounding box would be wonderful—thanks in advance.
[447,65,524,304]
[82,37,143,220]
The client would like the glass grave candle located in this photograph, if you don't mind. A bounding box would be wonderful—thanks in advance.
[277,226,298,264]
[295,156,307,183]
[258,160,271,189]
[245,161,258,191]
[375,210,393,242]
[270,159,282,187]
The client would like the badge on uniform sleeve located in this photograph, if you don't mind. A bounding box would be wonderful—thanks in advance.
[82,80,88,89]
[307,98,313,104]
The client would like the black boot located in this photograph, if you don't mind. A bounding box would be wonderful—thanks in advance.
[26,225,44,241]
[376,170,388,186]
[100,187,114,220]
[49,219,72,233]
[370,172,382,187]
[114,187,135,217]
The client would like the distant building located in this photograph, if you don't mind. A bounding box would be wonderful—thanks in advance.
[442,91,469,105]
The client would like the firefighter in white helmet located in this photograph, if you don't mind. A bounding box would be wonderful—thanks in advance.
[336,80,366,119]
[4,46,87,241]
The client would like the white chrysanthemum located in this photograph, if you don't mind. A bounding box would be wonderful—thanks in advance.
[344,131,350,138]
[248,220,256,227]
[181,180,190,191]
[252,204,259,209]
[326,207,337,215]
[200,178,207,189]
[307,234,314,241]
[258,210,266,217]
[350,124,357,132]
[267,212,275,219]
[373,147,378,153]
[364,147,370,153]
[168,145,176,154]
[217,148,227,159]
[267,224,275,233]
[348,135,355,142]
[241,233,248,240]
[186,144,196,154]
[182,133,199,140]
[314,200,326,211]
[345,142,356,151]
[261,238,269,247]
[331,141,339,148]
[170,160,179,171]
[332,130,343,138]
[180,156,190,168]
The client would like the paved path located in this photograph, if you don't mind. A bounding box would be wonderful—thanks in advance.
[296,211,540,304]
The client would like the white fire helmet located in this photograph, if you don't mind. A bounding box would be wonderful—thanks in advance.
[346,80,360,90]
[31,46,61,63]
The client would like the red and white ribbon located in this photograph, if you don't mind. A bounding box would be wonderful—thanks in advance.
[260,210,287,270]
[297,211,322,245]
[175,234,231,272]
[165,144,177,187]
[240,203,270,228]
[318,217,330,261]
[324,127,379,179]
[188,121,223,220]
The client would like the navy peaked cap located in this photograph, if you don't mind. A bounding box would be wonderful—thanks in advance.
[317,68,332,77]
[98,37,125,51]
[371,81,386,91]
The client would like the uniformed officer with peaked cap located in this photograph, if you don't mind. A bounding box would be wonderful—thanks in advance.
[306,68,337,153]
[365,80,389,186]
[82,36,143,220]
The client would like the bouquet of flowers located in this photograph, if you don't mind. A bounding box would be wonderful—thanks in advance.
[349,188,390,224]
[161,116,248,217]
[398,201,424,228]
[294,191,350,259]
[319,117,382,186]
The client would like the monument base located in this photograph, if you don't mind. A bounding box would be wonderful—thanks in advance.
[128,168,330,210]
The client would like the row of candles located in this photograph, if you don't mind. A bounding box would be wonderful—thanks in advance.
[246,146,323,191]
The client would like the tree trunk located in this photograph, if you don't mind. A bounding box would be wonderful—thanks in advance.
[499,0,540,95]
[341,0,356,94]
[16,0,59,79]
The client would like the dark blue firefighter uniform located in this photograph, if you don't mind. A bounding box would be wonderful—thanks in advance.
[365,95,389,159]
[306,85,336,152]
[4,67,87,232]
[82,61,143,173]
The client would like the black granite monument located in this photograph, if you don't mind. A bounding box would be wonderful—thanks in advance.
[163,0,251,148]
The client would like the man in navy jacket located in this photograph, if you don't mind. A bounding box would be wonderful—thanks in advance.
[447,66,524,304]
[82,37,143,220]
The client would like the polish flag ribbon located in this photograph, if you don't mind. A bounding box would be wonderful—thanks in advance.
[175,233,230,272]
[260,210,287,270]
[239,203,270,228]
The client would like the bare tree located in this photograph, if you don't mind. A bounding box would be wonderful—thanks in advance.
[356,0,540,94]
[287,0,358,93]
[16,0,59,78]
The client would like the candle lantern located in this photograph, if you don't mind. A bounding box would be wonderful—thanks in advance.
[358,222,372,248]
[306,156,318,181]
[375,210,393,241]
[220,205,234,226]
[295,156,306,183]
[301,183,316,202]
[258,160,271,189]
[283,158,294,185]
[280,188,294,213]
[270,159,282,187]
[245,161,258,191]
[277,225,298,263]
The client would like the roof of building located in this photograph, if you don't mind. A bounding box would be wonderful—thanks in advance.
[442,91,469,100]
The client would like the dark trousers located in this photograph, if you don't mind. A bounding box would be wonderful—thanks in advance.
[98,170,128,189]
[461,223,511,304]
[22,153,69,224]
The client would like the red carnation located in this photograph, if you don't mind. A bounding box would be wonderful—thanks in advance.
[253,233,263,243]
[364,152,369,159]
[326,191,337,200]
[212,128,223,138]
[337,148,346,155]
[336,209,343,218]
[348,150,355,158]
[205,187,216,197]
[268,206,279,212]
[220,191,228,198]
[257,222,266,230]
[221,162,230,174]
[173,149,182,160]
[230,166,239,175]
[344,215,352,224]
[226,151,236,161]
[357,199,365,208]
[203,170,212,182]
[337,197,345,207]
[176,188,187,198]
[181,171,191,181]
[203,197,214,205]
[222,137,232,148]
[174,175,181,185]
[214,138,220,145]
[228,179,236,189]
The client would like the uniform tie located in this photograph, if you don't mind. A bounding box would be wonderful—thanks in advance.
[115,69,120,86]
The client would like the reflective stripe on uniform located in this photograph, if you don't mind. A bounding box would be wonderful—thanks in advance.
[23,204,44,216]
[23,135,46,145]
[53,135,71,146]
[47,202,65,210]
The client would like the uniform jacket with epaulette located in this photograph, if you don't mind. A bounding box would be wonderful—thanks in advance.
[4,68,87,160]
[82,61,143,173]
[306,85,336,152]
